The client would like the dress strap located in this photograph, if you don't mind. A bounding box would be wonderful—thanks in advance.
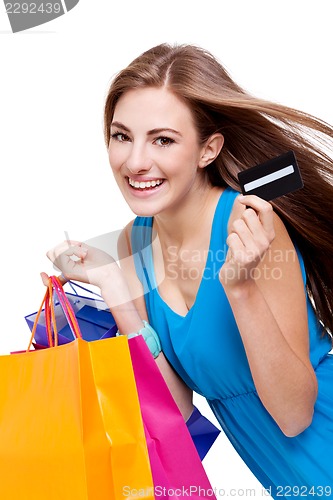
[131,217,155,293]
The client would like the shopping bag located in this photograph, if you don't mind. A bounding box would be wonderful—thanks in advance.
[25,281,220,462]
[129,335,217,499]
[0,277,154,499]
[25,280,117,345]
[45,278,216,497]
[186,406,220,461]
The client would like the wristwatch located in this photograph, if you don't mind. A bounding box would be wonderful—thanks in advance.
[116,320,162,358]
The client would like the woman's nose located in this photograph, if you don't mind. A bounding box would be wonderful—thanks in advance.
[126,143,152,174]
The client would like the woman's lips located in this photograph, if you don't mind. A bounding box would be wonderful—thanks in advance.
[128,176,164,189]
[126,176,166,196]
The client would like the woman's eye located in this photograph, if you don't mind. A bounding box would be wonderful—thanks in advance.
[111,132,130,142]
[155,137,175,147]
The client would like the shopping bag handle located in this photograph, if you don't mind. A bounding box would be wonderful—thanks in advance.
[50,276,81,341]
[67,280,102,298]
[49,276,82,344]
[27,276,82,351]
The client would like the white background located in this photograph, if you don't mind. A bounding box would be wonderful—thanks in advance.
[0,1,332,497]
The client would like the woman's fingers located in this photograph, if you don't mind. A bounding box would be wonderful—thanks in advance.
[44,240,118,288]
[237,194,275,238]
[44,240,89,283]
[40,272,68,287]
[46,241,89,276]
[221,195,276,287]
[242,208,273,252]
[46,240,87,264]
[40,272,49,286]
[227,194,276,262]
[232,195,275,253]
[231,217,256,250]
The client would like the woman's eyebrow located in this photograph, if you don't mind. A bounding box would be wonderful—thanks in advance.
[147,127,182,137]
[111,121,182,137]
[111,121,130,132]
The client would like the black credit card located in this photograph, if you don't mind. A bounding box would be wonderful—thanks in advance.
[237,151,303,201]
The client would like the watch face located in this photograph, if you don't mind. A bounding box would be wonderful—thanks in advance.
[141,324,162,358]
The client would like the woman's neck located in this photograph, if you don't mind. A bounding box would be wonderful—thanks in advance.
[153,184,223,250]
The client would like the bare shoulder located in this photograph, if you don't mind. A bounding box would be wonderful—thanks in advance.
[117,219,135,259]
[266,209,301,268]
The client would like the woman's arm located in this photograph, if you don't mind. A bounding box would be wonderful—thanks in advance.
[45,230,194,420]
[220,195,318,437]
[117,222,194,421]
[45,239,145,335]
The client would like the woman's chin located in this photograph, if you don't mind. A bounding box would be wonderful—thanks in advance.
[123,181,168,216]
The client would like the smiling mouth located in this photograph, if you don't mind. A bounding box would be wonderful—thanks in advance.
[127,177,165,190]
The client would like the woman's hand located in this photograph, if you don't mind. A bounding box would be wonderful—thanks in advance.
[219,195,276,290]
[46,240,117,288]
[43,239,146,335]
[44,240,124,293]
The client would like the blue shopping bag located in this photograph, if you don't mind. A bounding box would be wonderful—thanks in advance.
[25,281,117,345]
[186,406,220,460]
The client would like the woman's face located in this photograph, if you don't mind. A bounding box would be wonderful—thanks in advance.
[108,87,208,216]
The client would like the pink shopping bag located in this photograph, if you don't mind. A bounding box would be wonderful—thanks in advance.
[129,335,216,499]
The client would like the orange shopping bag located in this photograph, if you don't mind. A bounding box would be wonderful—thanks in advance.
[0,277,154,500]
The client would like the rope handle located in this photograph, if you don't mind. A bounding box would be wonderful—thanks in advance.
[45,282,56,346]
[48,276,81,342]
[49,276,82,341]
[27,276,82,351]
[67,280,102,298]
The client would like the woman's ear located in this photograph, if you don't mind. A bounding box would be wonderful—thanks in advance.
[198,133,224,168]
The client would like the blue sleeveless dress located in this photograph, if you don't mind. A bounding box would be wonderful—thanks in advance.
[131,187,333,498]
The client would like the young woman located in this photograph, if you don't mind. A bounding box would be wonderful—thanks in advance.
[45,44,333,498]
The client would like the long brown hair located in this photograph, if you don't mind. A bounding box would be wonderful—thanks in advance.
[104,43,333,340]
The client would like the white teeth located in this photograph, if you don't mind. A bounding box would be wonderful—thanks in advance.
[128,178,163,189]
